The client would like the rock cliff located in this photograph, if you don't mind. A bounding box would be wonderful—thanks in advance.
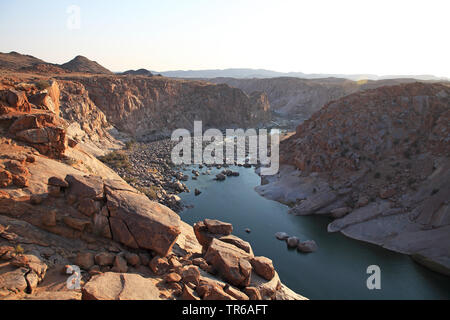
[209,77,421,119]
[58,75,271,139]
[259,82,450,275]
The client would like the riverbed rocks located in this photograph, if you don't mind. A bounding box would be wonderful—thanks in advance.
[297,240,318,253]
[275,232,318,254]
[215,173,226,181]
[275,232,289,240]
[286,236,300,248]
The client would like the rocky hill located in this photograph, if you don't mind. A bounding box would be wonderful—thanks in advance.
[208,77,421,119]
[258,82,450,275]
[121,69,153,77]
[60,56,113,75]
[0,52,45,71]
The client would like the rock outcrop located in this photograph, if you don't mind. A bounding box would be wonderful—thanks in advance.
[263,82,450,275]
[60,75,271,138]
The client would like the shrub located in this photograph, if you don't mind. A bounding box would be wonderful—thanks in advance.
[374,172,381,179]
[125,139,136,150]
[137,185,159,200]
[123,175,138,184]
[35,79,51,90]
[98,150,131,169]
[15,244,24,255]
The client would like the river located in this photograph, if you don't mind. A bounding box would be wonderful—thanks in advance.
[178,164,450,300]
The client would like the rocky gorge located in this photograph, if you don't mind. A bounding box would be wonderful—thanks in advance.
[0,52,302,300]
[0,51,449,300]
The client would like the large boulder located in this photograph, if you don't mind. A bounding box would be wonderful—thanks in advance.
[6,89,30,111]
[82,272,161,300]
[193,219,245,253]
[249,271,282,300]
[28,81,60,114]
[9,113,60,134]
[204,238,252,287]
[106,183,181,256]
[65,174,104,200]
[218,235,253,255]
[204,219,233,235]
[297,240,318,253]
[250,256,275,280]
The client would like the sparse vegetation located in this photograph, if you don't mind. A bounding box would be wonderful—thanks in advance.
[15,244,24,255]
[374,172,381,179]
[123,175,138,184]
[98,150,131,169]
[136,185,160,200]
[62,157,78,166]
[35,79,51,90]
[125,139,137,150]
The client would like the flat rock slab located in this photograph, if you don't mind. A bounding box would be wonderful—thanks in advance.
[106,187,181,256]
[82,272,161,300]
[65,174,104,200]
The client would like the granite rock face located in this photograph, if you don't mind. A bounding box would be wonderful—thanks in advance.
[271,82,450,275]
[62,75,271,138]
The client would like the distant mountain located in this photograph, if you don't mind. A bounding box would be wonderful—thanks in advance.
[120,68,153,77]
[60,55,113,74]
[155,68,448,82]
[0,51,46,70]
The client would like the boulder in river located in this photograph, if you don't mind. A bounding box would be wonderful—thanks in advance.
[297,240,318,253]
[215,173,226,181]
[275,232,289,240]
[286,236,300,248]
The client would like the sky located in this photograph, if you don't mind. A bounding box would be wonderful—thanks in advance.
[0,0,449,77]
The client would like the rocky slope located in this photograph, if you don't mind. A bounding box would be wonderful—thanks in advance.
[208,77,421,119]
[0,52,46,71]
[0,70,302,300]
[58,75,271,139]
[258,82,450,275]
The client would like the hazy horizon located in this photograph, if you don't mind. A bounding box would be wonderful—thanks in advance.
[1,0,449,78]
